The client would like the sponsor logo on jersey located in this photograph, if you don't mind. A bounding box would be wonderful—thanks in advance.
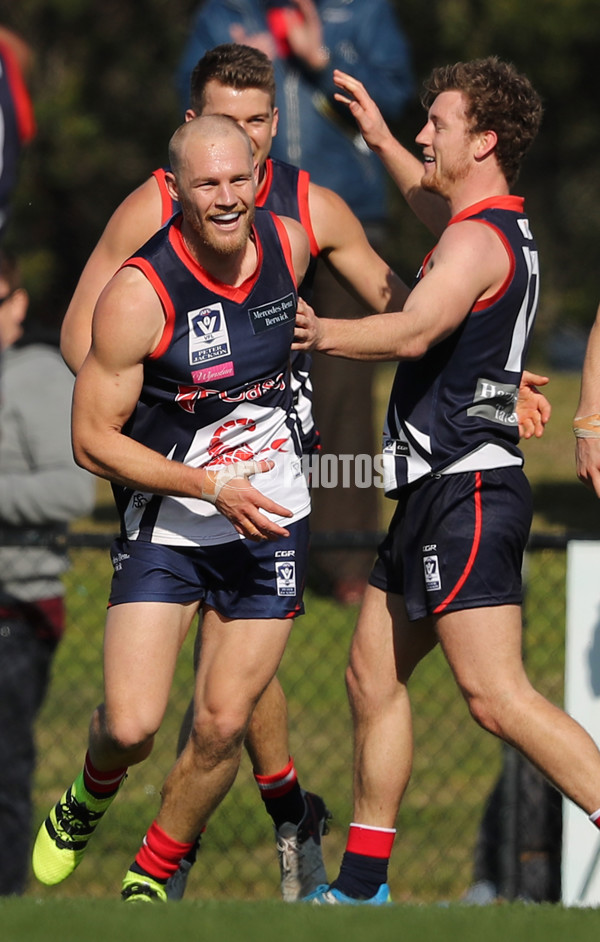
[175,372,286,413]
[383,438,410,457]
[188,303,231,365]
[467,377,518,426]
[248,293,296,334]
[192,361,235,384]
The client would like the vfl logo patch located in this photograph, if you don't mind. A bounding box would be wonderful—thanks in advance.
[248,293,296,334]
[423,554,441,592]
[188,303,231,365]
[276,559,296,597]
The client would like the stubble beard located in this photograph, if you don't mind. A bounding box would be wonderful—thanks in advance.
[201,206,256,257]
[421,154,471,199]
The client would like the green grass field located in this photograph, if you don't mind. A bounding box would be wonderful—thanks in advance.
[3,898,600,942]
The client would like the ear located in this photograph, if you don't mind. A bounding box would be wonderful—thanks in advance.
[271,105,279,139]
[253,159,261,187]
[164,170,179,203]
[475,129,498,160]
[184,108,197,123]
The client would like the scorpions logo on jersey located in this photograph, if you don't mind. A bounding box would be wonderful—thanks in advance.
[206,417,288,466]
[188,302,231,366]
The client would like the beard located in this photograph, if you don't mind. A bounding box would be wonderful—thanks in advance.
[421,154,471,198]
[187,203,256,257]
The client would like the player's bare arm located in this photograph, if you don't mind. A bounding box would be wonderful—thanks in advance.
[278,215,311,287]
[73,269,291,540]
[308,182,410,310]
[294,219,508,361]
[332,69,450,239]
[60,176,165,374]
[575,302,600,497]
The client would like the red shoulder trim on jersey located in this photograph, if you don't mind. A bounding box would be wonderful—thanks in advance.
[421,200,519,307]
[433,471,482,615]
[271,211,297,286]
[121,256,176,359]
[0,42,36,144]
[151,168,176,226]
[449,195,525,226]
[169,217,261,303]
[256,158,274,208]
[297,171,319,258]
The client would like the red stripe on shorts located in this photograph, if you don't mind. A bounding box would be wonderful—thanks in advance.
[433,471,482,614]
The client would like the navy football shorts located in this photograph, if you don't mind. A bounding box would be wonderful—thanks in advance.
[369,467,532,621]
[108,516,309,620]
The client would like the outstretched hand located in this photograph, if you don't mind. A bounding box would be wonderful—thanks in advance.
[517,371,551,439]
[202,459,292,541]
[332,70,392,153]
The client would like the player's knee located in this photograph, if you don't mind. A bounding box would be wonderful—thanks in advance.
[105,719,156,756]
[464,691,506,737]
[190,706,247,764]
[346,657,396,714]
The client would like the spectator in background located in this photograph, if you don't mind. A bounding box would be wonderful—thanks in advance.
[177,0,415,603]
[0,251,95,895]
[0,24,36,244]
[463,754,562,905]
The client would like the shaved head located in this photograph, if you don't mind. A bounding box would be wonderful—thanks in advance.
[165,113,257,260]
[168,114,253,180]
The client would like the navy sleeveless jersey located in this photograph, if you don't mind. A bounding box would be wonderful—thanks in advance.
[382,195,540,497]
[153,156,319,453]
[0,42,35,241]
[115,208,310,547]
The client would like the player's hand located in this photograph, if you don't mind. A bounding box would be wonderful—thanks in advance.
[332,70,392,152]
[202,459,292,541]
[293,297,322,351]
[517,370,551,439]
[576,438,600,498]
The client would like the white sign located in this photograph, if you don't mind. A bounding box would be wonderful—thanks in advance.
[563,541,600,906]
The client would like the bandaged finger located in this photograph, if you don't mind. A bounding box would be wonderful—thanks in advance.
[201,460,264,503]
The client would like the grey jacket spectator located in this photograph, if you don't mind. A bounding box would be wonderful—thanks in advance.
[0,252,95,895]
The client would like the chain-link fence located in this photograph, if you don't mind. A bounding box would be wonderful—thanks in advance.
[1,528,570,902]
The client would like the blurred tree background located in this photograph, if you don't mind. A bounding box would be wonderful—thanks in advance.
[3,0,600,362]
